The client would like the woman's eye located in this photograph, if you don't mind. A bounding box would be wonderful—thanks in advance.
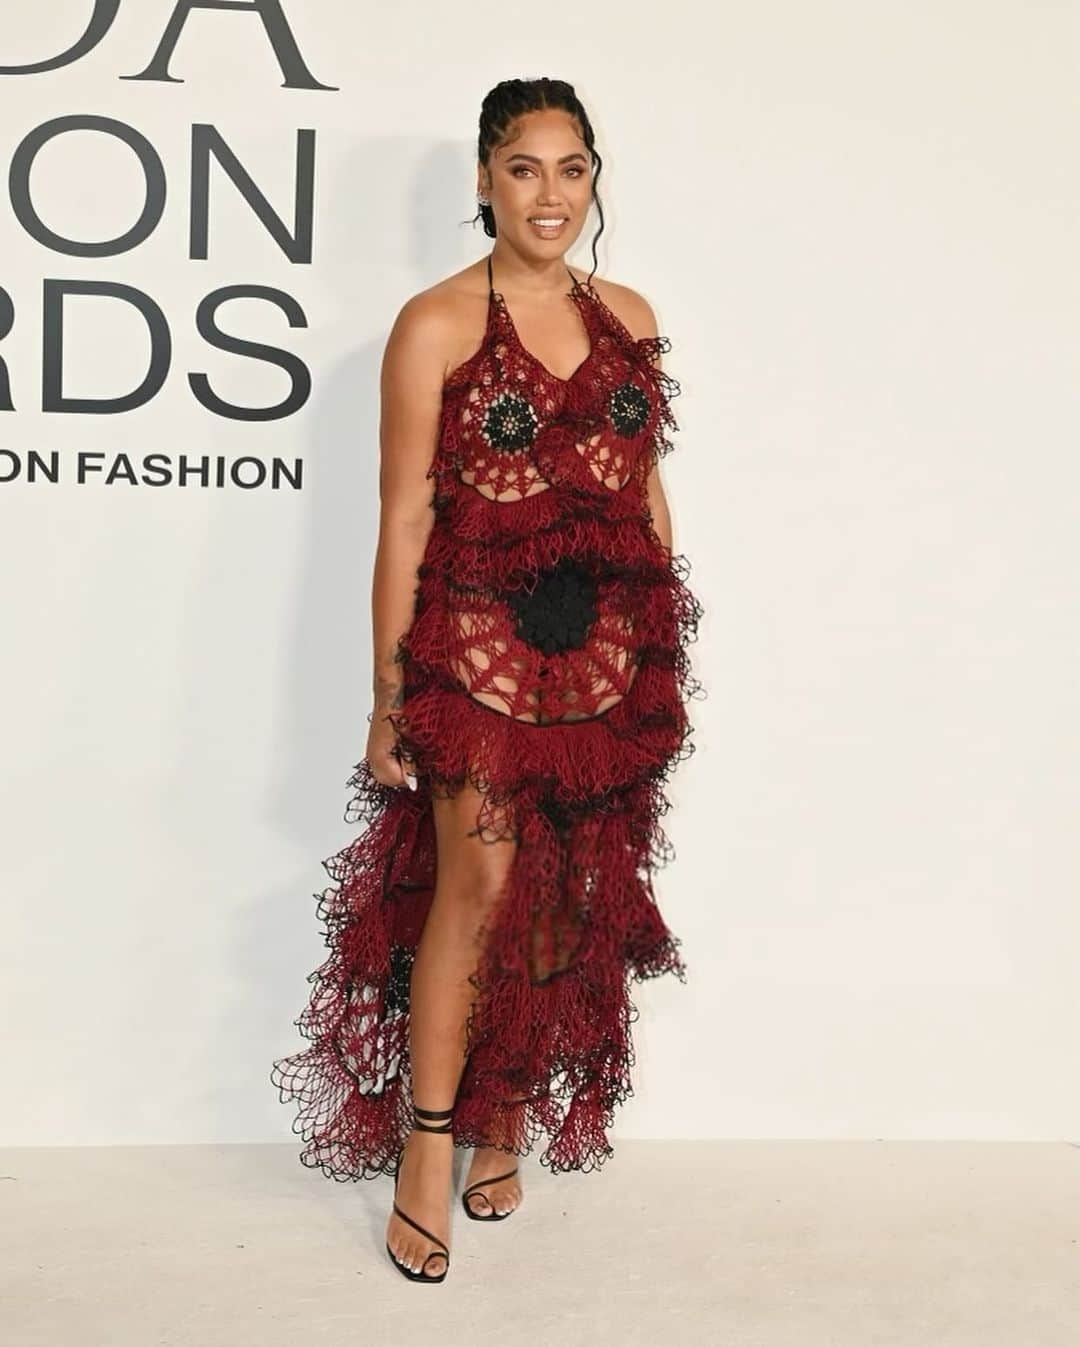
[510,165,587,178]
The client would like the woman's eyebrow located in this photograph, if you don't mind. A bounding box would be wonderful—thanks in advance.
[502,152,589,165]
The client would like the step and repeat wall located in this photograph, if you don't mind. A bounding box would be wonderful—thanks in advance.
[1,3,1074,1149]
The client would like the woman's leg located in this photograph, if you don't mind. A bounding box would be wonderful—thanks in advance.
[385,777,521,1274]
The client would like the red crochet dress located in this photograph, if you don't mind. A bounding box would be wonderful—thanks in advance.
[271,252,705,1179]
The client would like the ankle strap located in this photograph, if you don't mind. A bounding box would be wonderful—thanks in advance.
[413,1103,454,1134]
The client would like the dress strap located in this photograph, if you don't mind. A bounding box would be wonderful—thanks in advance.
[487,250,581,299]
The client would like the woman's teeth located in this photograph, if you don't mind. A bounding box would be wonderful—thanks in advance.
[529,218,567,235]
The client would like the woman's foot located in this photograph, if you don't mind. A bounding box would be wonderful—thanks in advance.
[463,1143,523,1217]
[386,1125,454,1277]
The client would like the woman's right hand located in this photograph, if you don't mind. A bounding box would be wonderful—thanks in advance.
[365,706,417,790]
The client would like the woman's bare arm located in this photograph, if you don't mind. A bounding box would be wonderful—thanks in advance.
[604,282,674,555]
[368,292,454,782]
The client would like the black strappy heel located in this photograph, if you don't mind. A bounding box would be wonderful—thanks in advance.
[385,1104,454,1283]
[461,1158,521,1222]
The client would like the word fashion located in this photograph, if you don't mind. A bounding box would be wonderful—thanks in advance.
[0,450,303,490]
[272,254,705,1179]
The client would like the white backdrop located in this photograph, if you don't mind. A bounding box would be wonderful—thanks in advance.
[1,1,1076,1150]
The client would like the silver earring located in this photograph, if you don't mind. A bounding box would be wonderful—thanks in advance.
[477,195,490,207]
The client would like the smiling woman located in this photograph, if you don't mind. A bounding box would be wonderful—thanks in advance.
[510,151,587,241]
[270,76,705,1286]
[476,106,600,288]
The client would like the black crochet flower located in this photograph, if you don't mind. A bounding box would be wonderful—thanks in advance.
[482,392,539,453]
[508,558,599,656]
[608,380,651,438]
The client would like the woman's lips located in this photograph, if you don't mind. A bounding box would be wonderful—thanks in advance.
[528,217,568,238]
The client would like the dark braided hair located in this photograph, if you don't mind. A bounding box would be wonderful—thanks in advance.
[468,77,606,285]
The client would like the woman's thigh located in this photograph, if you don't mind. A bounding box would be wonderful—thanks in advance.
[430,775,518,928]
[429,774,583,983]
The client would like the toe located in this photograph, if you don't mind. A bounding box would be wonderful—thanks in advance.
[399,1232,419,1273]
[489,1182,517,1215]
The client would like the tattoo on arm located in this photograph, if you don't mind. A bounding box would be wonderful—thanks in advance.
[374,645,406,719]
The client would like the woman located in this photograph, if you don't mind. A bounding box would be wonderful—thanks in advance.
[271,76,704,1284]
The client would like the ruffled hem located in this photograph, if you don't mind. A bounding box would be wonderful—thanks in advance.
[269,752,692,1180]
[269,550,705,1181]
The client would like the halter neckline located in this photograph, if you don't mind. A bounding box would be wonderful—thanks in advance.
[485,251,594,385]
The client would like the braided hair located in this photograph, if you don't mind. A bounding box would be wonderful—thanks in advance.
[469,77,606,285]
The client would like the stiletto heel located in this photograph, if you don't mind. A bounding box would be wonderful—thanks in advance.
[385,1104,454,1283]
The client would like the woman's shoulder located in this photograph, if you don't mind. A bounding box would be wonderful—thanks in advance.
[570,268,661,343]
[395,262,487,327]
[384,264,488,381]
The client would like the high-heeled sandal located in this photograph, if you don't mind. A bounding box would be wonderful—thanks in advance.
[461,1163,521,1222]
[385,1104,454,1283]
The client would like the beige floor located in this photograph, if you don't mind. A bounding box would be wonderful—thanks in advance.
[3,1140,1078,1346]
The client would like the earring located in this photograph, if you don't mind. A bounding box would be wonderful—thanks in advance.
[477,195,490,208]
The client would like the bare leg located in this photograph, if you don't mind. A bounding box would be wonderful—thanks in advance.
[385,778,522,1274]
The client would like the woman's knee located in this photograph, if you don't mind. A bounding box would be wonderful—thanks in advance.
[436,844,514,918]
[432,790,517,921]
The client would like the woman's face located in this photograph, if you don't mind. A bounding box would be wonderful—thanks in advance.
[479,108,593,258]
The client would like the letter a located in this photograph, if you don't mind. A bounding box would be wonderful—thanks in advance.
[122,0,338,90]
